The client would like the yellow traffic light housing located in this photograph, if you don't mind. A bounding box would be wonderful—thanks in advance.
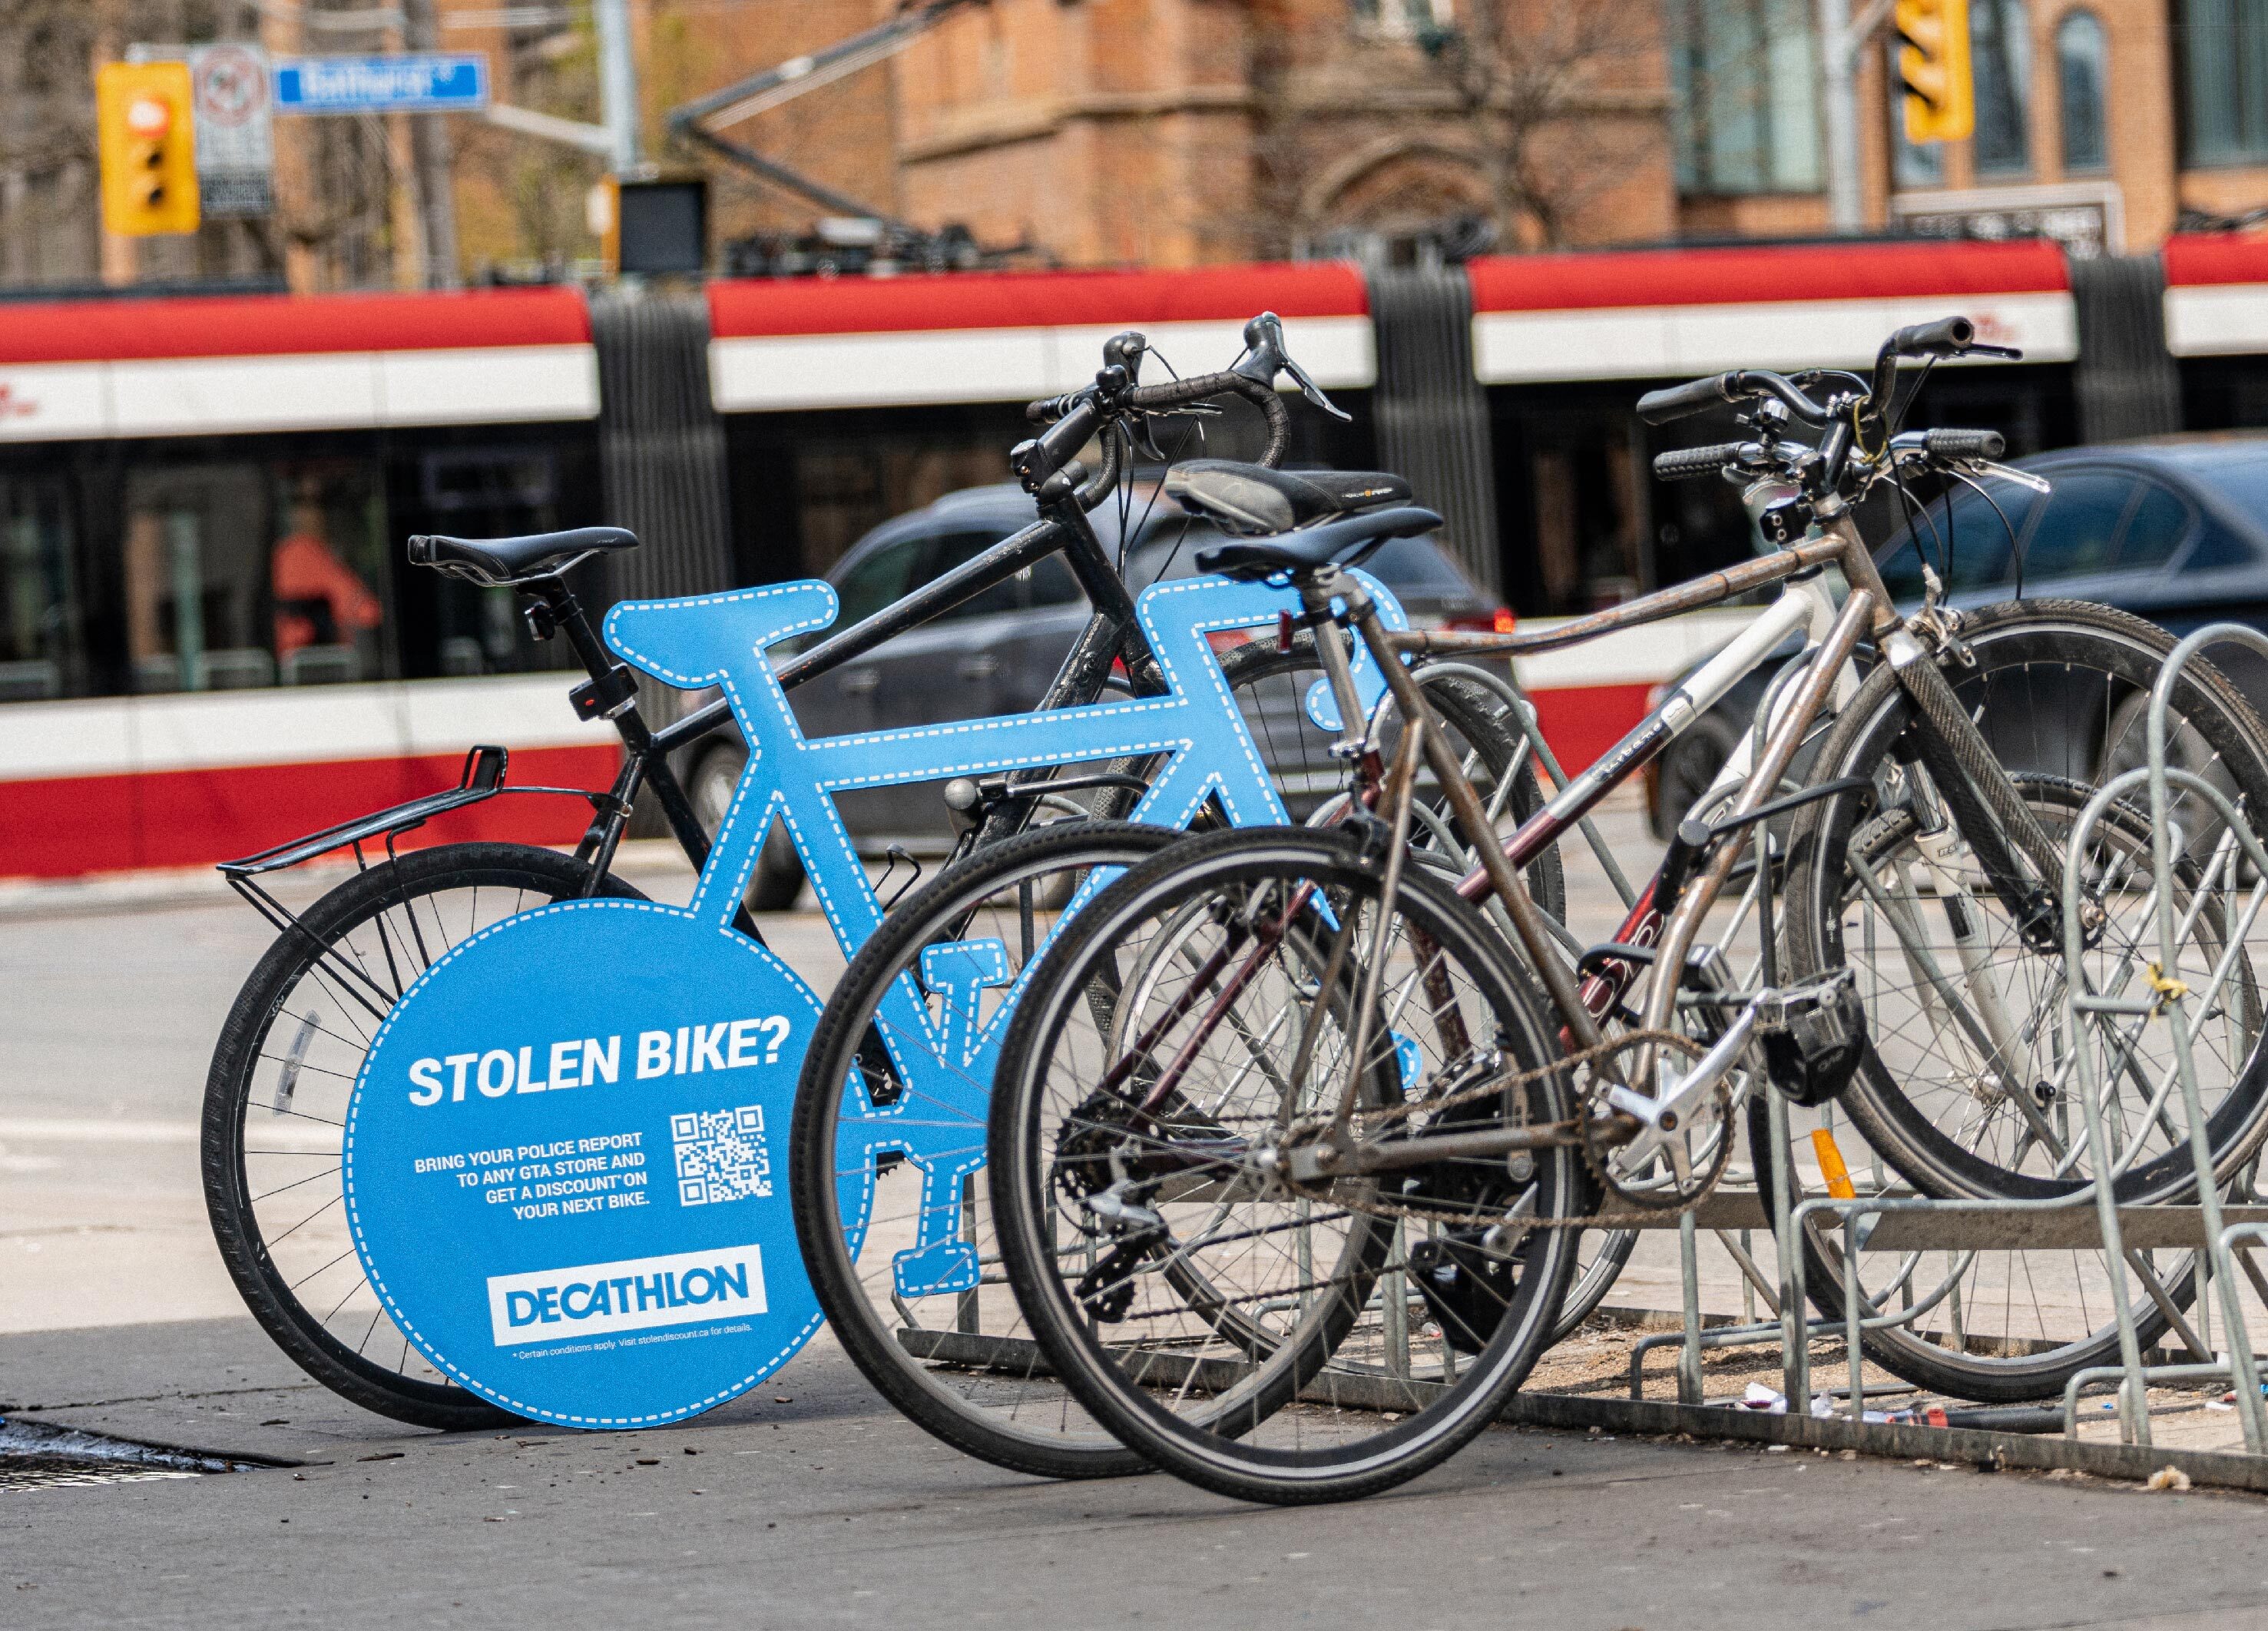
[1897,0,1975,144]
[99,61,200,237]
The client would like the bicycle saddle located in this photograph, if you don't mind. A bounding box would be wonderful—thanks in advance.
[1165,459,1412,536]
[1195,506,1442,582]
[406,526,639,586]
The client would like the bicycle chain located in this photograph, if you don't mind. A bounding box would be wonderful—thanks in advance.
[1276,1026,1735,1232]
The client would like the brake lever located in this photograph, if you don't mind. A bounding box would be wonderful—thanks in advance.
[1971,458,2052,492]
[1230,311,1353,422]
[1131,414,1171,463]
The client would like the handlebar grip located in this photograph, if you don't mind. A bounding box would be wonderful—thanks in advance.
[1651,443,1747,482]
[1637,374,1734,425]
[1888,316,1976,359]
[1921,427,2006,461]
[1126,370,1290,467]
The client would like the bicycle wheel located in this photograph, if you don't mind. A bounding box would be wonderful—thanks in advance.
[203,843,648,1430]
[792,821,1185,1480]
[1784,599,2268,1205]
[1211,635,1564,922]
[792,645,1567,1478]
[989,827,1587,1505]
[1746,1097,2196,1401]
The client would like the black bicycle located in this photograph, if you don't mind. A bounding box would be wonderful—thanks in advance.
[200,315,1561,1430]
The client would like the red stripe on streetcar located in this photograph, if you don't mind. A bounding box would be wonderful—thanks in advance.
[1525,683,1657,782]
[1468,240,2070,313]
[707,263,1369,338]
[0,287,591,365]
[2164,234,2268,287]
[0,744,619,878]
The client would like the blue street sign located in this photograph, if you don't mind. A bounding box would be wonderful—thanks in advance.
[273,55,489,115]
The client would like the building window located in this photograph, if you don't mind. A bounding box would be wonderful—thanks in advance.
[1973,0,2035,176]
[1671,0,1825,194]
[2057,11,2110,171]
[1352,0,1455,38]
[2179,0,2268,163]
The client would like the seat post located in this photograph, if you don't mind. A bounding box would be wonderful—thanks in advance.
[530,578,653,751]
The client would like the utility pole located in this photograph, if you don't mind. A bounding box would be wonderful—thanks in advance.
[401,0,460,286]
[594,0,643,176]
[1817,0,1866,231]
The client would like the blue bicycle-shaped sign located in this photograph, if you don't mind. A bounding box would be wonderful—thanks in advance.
[341,569,1409,1426]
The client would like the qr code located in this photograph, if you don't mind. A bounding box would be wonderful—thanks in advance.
[670,1105,773,1207]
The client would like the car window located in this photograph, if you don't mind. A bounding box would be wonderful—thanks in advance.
[2188,519,2256,571]
[1361,536,1480,598]
[1875,482,2035,598]
[2115,482,2191,569]
[830,533,927,630]
[2018,472,2135,578]
[1023,554,1084,609]
[919,529,1019,621]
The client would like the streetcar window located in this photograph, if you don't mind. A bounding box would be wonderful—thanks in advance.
[121,459,389,693]
[0,476,82,701]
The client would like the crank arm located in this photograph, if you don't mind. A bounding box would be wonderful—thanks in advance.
[1611,1006,1757,1169]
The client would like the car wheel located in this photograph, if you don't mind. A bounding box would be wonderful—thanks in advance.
[1649,711,1741,840]
[689,741,807,911]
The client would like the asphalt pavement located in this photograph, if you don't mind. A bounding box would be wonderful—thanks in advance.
[8,814,2268,1629]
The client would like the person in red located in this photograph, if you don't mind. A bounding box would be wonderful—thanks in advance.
[272,495,382,658]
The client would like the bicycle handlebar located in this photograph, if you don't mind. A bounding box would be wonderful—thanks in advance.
[1919,427,2006,461]
[1635,373,1733,426]
[1637,369,1836,427]
[1651,442,1750,482]
[1022,364,1292,469]
[1887,315,1977,359]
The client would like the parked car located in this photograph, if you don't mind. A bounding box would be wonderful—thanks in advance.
[679,476,1508,907]
[1645,434,2268,837]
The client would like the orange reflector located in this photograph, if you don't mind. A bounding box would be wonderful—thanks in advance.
[1810,1128,1857,1200]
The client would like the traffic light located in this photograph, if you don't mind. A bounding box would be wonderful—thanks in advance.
[98,61,200,237]
[1896,0,1975,144]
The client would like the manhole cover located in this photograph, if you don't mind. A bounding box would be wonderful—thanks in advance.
[0,1418,258,1490]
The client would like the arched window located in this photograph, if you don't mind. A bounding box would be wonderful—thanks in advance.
[2058,11,2110,171]
[1972,0,2035,176]
[2179,0,2268,163]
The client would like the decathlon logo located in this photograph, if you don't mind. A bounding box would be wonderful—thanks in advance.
[485,1245,766,1346]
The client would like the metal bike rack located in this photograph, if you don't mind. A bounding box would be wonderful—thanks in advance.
[889,630,2268,1489]
[1567,622,2268,1488]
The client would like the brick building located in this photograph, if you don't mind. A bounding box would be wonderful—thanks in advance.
[14,0,2268,289]
[661,0,2268,269]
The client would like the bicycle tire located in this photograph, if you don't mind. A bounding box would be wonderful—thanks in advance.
[203,843,648,1430]
[989,826,1586,1505]
[1783,598,2268,1205]
[792,821,1185,1480]
[790,644,1562,1478]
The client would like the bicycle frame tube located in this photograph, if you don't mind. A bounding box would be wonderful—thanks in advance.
[648,499,1164,757]
[1390,536,1845,663]
[1637,587,1878,1036]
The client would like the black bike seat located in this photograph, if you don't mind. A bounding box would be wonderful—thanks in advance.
[406,526,639,586]
[1164,459,1412,536]
[1195,506,1442,582]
